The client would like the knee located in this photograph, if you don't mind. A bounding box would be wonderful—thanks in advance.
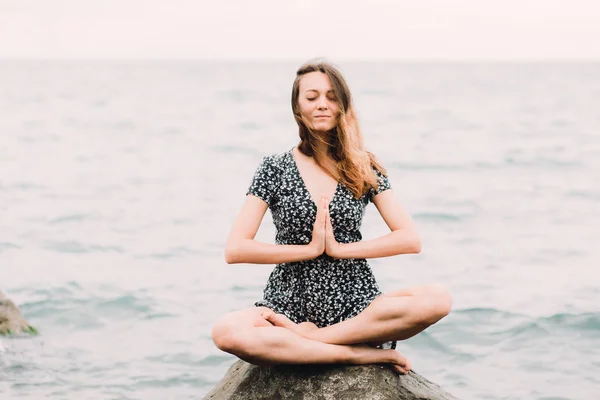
[211,320,240,353]
[212,322,270,366]
[428,284,453,321]
[416,284,452,325]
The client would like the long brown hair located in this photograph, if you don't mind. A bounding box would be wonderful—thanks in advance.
[291,60,387,199]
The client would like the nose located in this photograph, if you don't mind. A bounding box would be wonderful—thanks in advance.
[317,96,328,110]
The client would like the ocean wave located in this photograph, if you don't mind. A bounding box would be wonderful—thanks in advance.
[452,308,600,336]
[390,156,582,171]
[452,307,525,318]
[565,190,600,201]
[2,182,48,190]
[211,144,264,156]
[145,246,203,259]
[18,286,177,332]
[390,162,473,171]
[542,312,600,331]
[0,242,21,252]
[130,373,209,389]
[42,240,124,254]
[413,212,469,222]
[409,330,454,353]
[48,214,92,224]
[229,285,265,293]
[146,353,230,367]
[503,156,582,168]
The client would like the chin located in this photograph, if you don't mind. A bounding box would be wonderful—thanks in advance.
[313,123,336,131]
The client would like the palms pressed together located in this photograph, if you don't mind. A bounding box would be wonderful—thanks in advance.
[310,196,343,259]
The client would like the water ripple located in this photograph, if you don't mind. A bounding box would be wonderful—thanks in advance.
[42,240,124,254]
[0,242,21,252]
[48,214,92,224]
[211,144,263,156]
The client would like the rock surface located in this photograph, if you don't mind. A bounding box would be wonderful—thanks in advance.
[0,290,36,335]
[204,359,458,399]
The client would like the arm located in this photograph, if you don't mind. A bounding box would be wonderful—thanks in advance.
[333,189,421,259]
[224,195,321,264]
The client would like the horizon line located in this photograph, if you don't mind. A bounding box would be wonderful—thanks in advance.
[1,56,599,63]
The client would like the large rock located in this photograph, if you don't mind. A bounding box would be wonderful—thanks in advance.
[0,290,36,335]
[204,359,458,399]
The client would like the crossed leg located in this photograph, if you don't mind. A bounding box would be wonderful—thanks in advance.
[211,305,412,375]
[263,284,452,346]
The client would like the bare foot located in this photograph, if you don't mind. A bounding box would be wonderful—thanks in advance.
[348,344,411,375]
[260,311,410,375]
[386,351,412,376]
[297,321,320,336]
[261,311,318,338]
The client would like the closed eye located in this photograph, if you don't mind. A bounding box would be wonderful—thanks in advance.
[306,96,336,102]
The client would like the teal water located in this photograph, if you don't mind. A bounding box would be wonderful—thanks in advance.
[1,61,599,399]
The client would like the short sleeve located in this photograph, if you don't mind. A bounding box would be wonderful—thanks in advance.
[368,168,392,203]
[246,155,278,206]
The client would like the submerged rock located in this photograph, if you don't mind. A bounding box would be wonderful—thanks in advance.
[0,290,37,335]
[204,359,458,399]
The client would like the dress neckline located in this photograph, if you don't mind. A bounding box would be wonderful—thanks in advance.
[288,147,340,209]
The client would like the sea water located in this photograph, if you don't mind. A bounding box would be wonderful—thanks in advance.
[0,60,599,399]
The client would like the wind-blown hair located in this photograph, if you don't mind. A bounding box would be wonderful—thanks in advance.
[291,60,387,199]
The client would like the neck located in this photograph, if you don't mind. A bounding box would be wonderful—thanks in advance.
[297,133,339,179]
[313,132,331,157]
[299,130,333,156]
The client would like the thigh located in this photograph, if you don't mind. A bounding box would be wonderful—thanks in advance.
[378,284,447,300]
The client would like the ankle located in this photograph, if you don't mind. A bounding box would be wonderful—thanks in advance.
[338,346,355,364]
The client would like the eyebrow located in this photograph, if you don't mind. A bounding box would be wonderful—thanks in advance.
[305,89,334,93]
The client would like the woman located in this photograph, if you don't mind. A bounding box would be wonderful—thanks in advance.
[211,60,452,375]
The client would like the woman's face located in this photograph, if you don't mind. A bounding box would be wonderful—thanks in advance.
[297,71,340,132]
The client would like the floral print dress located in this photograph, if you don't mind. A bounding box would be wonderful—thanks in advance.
[246,147,396,349]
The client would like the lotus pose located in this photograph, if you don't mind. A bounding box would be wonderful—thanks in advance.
[211,60,452,375]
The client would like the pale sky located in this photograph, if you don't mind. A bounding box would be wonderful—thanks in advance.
[1,0,599,60]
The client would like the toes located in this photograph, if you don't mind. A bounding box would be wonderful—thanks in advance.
[271,313,289,323]
[391,352,411,370]
[399,355,411,371]
[384,362,406,375]
[398,357,409,369]
[394,364,409,375]
[266,313,294,328]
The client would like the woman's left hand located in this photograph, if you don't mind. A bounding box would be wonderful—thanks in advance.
[324,203,343,258]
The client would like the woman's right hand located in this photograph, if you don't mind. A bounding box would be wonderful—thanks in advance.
[308,196,327,257]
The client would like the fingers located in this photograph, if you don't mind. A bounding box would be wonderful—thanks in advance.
[314,196,329,235]
[320,196,328,225]
[325,204,333,231]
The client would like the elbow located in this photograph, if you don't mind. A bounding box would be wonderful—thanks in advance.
[411,240,422,254]
[410,232,422,254]
[224,243,239,264]
[224,252,235,264]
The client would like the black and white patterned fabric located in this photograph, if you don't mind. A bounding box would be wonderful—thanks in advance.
[246,147,394,347]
